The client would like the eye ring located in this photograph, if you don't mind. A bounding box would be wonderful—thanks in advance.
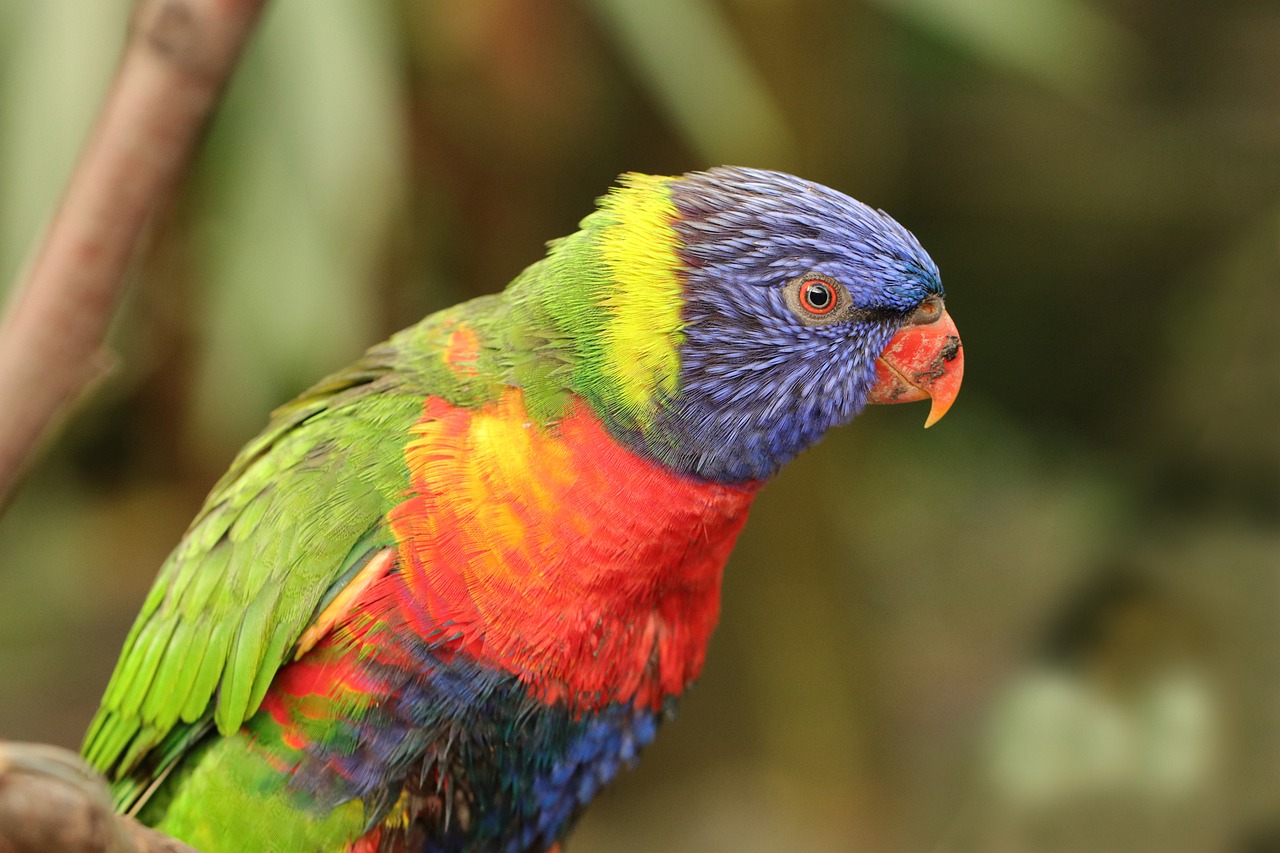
[799,279,837,315]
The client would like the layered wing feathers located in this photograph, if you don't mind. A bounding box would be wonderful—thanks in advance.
[83,352,429,781]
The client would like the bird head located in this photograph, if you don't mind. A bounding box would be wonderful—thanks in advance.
[531,166,963,483]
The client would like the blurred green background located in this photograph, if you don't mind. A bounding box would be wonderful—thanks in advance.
[0,1,1277,850]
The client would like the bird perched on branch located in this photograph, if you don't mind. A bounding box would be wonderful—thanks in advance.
[83,167,963,852]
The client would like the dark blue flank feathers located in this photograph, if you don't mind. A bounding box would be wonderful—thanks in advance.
[251,643,664,853]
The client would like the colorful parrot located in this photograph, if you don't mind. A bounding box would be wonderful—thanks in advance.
[82,167,963,852]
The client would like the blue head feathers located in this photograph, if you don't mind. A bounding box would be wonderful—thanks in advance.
[622,166,946,483]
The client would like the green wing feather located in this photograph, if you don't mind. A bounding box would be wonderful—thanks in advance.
[82,303,506,793]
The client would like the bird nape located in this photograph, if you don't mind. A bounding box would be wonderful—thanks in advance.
[82,166,963,852]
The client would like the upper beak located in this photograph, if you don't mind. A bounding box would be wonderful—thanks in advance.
[865,308,964,427]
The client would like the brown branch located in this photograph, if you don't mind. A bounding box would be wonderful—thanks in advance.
[0,742,198,853]
[0,0,269,847]
[0,0,269,509]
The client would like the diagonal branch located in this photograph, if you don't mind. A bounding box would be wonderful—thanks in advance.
[0,0,270,846]
[0,0,269,509]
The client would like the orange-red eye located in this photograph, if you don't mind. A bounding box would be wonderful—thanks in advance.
[800,279,837,315]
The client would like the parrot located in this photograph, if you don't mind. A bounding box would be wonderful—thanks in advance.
[82,166,963,852]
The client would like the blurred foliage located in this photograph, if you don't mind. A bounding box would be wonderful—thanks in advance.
[0,0,1277,850]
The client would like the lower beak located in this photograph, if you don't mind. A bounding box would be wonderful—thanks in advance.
[865,308,964,428]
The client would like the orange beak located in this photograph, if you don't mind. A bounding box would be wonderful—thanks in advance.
[865,308,963,427]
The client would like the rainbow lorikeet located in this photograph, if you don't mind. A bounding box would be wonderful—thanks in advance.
[83,167,963,852]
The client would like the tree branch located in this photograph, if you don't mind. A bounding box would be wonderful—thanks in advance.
[0,1,268,848]
[0,742,198,853]
[0,0,269,509]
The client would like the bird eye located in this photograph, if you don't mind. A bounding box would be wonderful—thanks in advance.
[784,273,847,325]
[800,280,837,315]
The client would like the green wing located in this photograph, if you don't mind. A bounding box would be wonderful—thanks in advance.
[82,351,420,783]
[79,298,509,792]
